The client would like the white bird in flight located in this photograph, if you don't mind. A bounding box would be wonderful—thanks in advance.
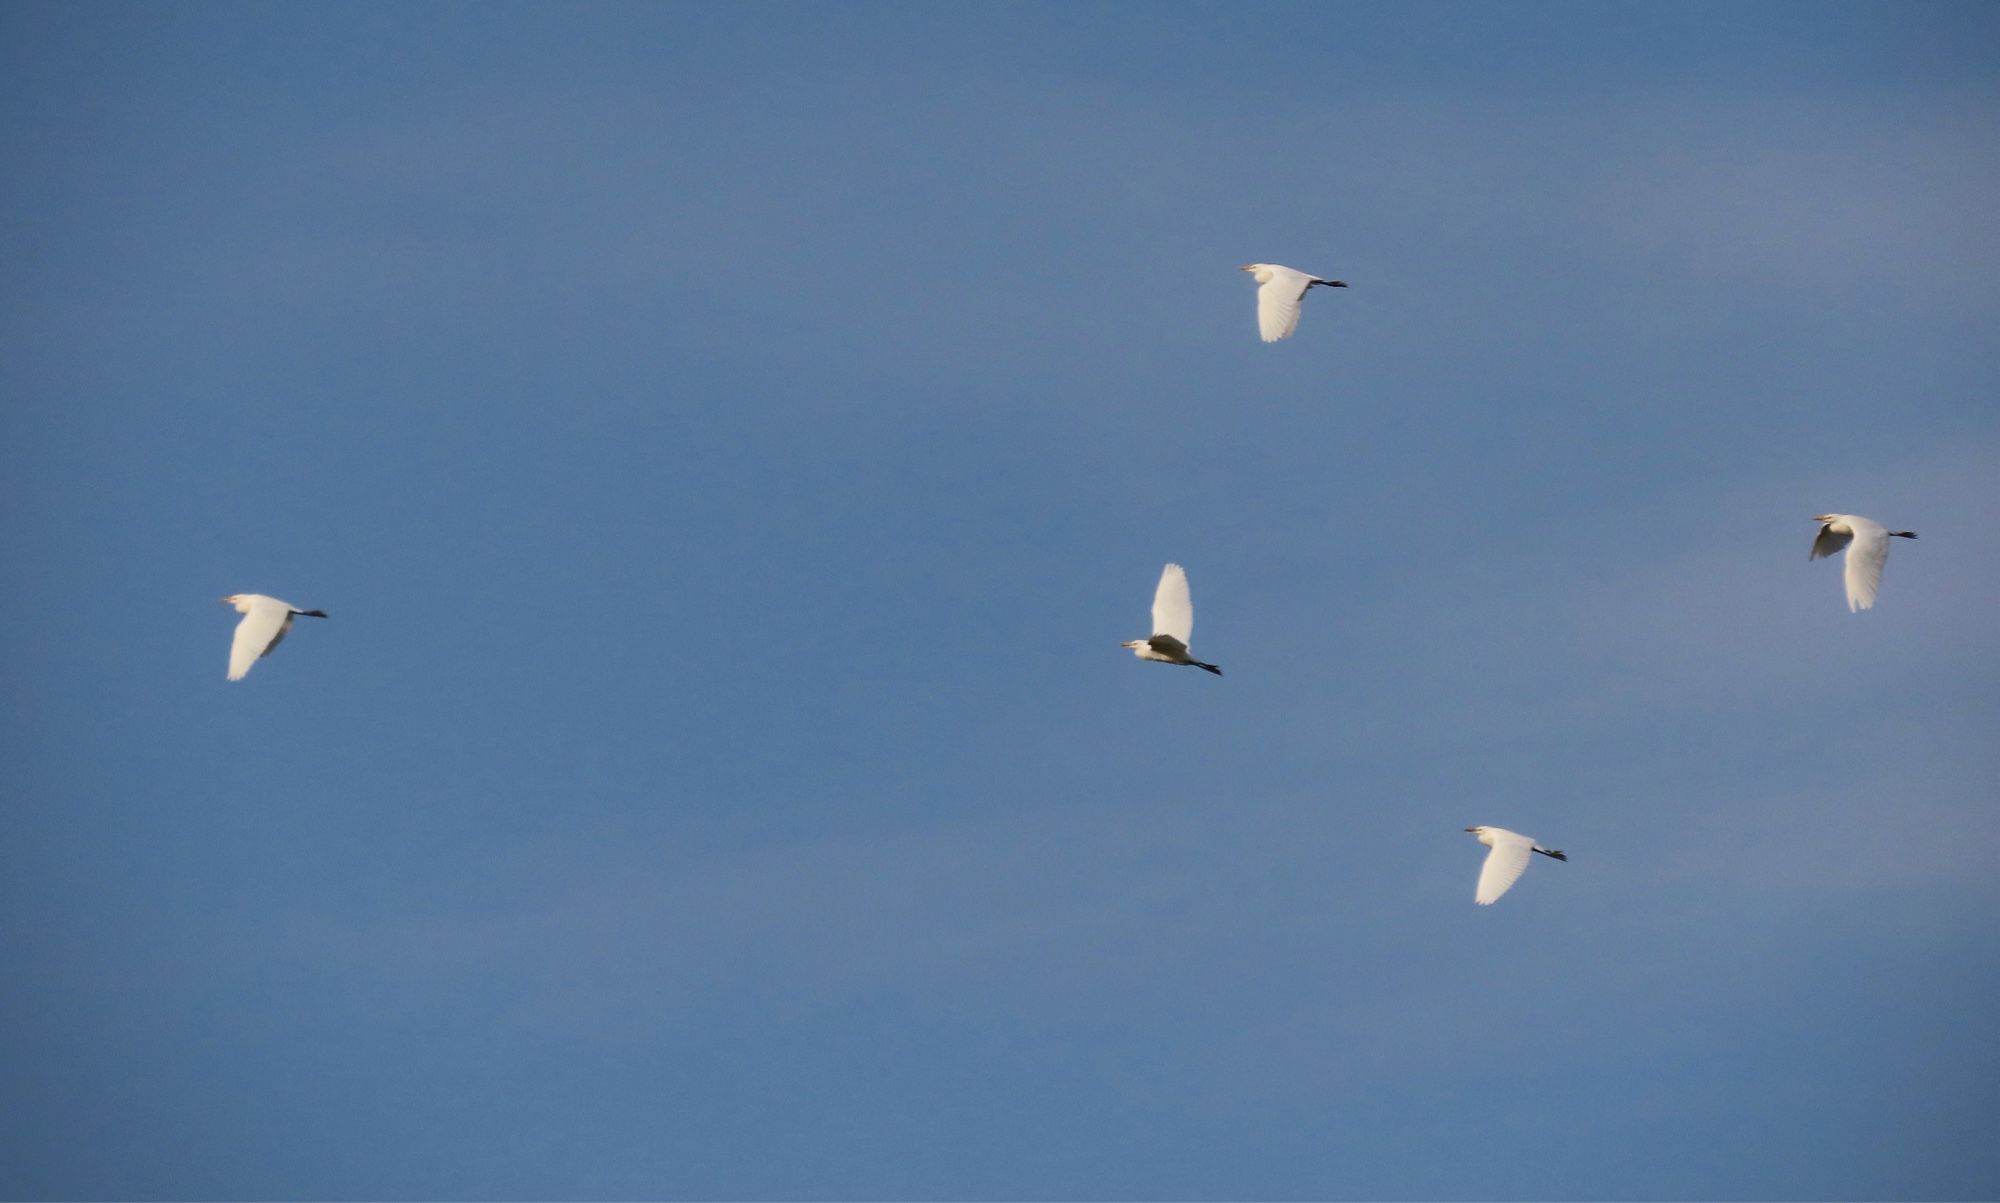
[1122,563,1221,676]
[1465,826,1566,906]
[221,594,328,680]
[1240,262,1346,342]
[1810,513,1917,612]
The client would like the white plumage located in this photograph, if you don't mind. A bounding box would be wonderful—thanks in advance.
[1240,262,1346,342]
[1121,563,1221,675]
[1151,563,1194,645]
[1465,826,1566,905]
[221,593,328,680]
[1811,514,1916,612]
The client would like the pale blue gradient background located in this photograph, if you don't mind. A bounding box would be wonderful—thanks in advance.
[3,3,1998,1199]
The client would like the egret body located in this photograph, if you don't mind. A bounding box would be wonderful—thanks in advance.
[1810,514,1916,612]
[1240,262,1346,342]
[221,593,328,680]
[1122,563,1221,676]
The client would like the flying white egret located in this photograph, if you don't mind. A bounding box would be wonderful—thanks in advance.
[1810,514,1916,612]
[1122,563,1221,675]
[1240,262,1346,342]
[221,594,327,680]
[1465,826,1566,906]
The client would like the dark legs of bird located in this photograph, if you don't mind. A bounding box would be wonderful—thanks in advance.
[1310,279,1349,289]
[295,610,330,618]
[1890,531,1917,540]
[1192,661,1222,676]
[1534,848,1567,861]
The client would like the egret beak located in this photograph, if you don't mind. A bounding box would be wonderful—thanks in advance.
[1238,265,1255,272]
[1464,827,1478,832]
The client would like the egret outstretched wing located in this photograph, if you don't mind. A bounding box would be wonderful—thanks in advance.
[229,603,292,681]
[1843,527,1890,612]
[1809,525,1851,561]
[1151,563,1194,643]
[1475,837,1535,906]
[1257,274,1308,342]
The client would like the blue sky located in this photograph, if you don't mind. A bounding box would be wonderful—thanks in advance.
[3,2,1997,1199]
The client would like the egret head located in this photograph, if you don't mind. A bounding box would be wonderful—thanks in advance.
[221,594,242,607]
